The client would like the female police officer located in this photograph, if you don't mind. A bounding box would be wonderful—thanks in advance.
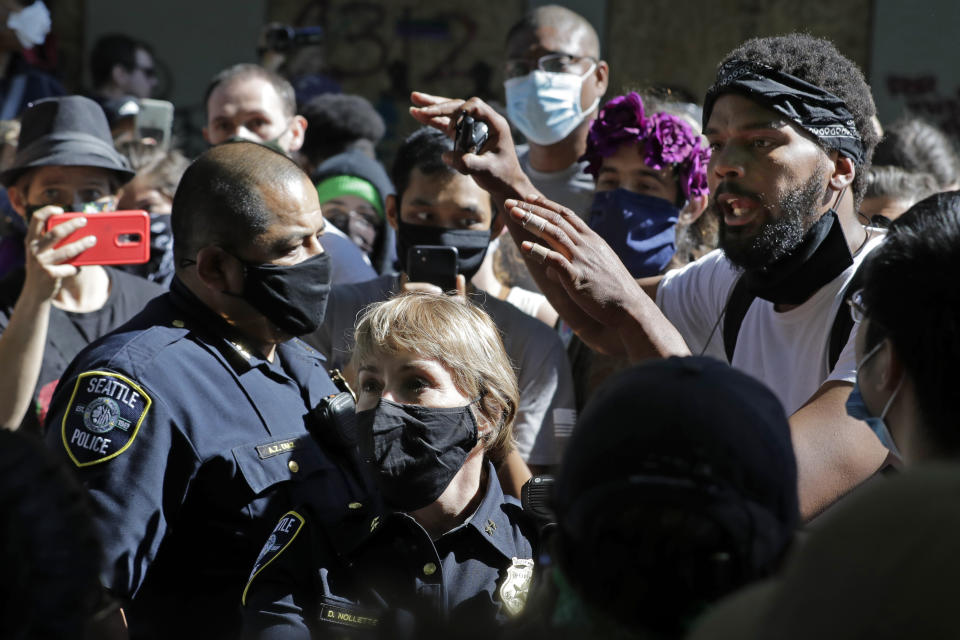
[241,292,538,638]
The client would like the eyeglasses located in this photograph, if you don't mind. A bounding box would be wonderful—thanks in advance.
[847,288,868,323]
[504,52,597,79]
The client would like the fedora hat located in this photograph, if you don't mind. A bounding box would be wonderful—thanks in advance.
[1,95,135,187]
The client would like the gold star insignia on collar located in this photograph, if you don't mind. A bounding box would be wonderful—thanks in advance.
[228,340,252,361]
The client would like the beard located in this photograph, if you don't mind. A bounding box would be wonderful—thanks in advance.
[716,162,829,271]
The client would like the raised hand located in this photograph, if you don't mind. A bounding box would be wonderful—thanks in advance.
[505,194,690,359]
[22,206,96,300]
[409,92,534,203]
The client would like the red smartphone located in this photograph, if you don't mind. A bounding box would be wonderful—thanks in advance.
[44,210,151,266]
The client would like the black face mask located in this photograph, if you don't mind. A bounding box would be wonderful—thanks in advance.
[230,251,332,336]
[743,210,853,305]
[395,219,491,281]
[357,398,479,512]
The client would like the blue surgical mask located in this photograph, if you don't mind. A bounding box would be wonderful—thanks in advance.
[588,189,679,277]
[504,63,599,146]
[845,340,903,456]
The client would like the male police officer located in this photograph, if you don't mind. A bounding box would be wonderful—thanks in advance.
[45,142,365,639]
[202,62,376,285]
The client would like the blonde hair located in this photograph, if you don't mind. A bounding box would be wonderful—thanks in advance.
[351,292,519,463]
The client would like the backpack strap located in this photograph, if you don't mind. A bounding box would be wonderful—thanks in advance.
[827,263,866,371]
[722,275,754,364]
[723,260,866,370]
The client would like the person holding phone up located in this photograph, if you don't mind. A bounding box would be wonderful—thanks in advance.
[0,95,163,432]
[307,127,576,493]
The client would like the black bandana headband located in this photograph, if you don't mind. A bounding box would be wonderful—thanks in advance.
[703,59,865,166]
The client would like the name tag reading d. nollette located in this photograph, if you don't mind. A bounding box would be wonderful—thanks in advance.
[256,438,299,459]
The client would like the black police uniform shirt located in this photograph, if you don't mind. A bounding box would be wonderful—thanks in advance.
[44,276,366,640]
[0,266,163,432]
[241,460,538,638]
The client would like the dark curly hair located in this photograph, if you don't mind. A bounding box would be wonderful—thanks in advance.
[719,34,879,209]
[299,94,386,167]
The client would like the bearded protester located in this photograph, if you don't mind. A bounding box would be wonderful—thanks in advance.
[411,33,889,518]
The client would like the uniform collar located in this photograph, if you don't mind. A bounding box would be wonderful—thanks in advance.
[454,460,522,560]
[327,461,522,561]
[168,276,325,378]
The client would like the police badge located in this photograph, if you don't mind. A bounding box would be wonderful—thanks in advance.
[498,557,534,616]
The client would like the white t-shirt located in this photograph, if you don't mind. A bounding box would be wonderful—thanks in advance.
[505,286,548,319]
[656,235,884,415]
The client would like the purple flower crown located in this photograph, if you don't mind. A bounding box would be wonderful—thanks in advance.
[580,91,711,201]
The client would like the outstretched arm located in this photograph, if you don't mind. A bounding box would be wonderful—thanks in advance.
[410,93,688,359]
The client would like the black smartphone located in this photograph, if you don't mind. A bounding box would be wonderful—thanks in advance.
[407,245,458,292]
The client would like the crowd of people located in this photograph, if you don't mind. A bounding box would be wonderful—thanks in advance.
[0,2,958,639]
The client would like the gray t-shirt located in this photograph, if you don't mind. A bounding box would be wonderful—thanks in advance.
[516,144,596,220]
[307,274,576,465]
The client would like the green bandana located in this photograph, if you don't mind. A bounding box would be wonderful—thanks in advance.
[315,175,384,219]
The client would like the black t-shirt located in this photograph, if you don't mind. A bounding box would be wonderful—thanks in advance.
[0,267,163,432]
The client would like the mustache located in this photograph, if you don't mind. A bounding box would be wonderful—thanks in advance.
[709,184,772,228]
[711,182,767,204]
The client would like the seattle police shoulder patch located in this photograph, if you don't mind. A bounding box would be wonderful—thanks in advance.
[60,370,152,468]
[242,510,305,606]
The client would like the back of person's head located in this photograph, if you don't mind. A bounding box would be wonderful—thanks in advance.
[712,34,879,209]
[171,140,306,264]
[859,190,960,456]
[391,127,456,200]
[872,117,960,190]
[865,165,939,203]
[299,94,385,167]
[351,292,518,463]
[862,165,939,222]
[203,63,296,119]
[0,429,103,638]
[690,464,960,640]
[90,34,148,89]
[552,356,798,636]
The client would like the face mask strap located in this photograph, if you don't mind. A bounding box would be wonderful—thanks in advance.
[856,338,884,371]
[879,374,903,421]
[857,338,903,421]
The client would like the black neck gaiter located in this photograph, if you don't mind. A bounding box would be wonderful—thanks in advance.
[744,210,853,305]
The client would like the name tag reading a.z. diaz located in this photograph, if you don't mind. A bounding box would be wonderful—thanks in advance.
[256,438,300,459]
[61,371,152,467]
